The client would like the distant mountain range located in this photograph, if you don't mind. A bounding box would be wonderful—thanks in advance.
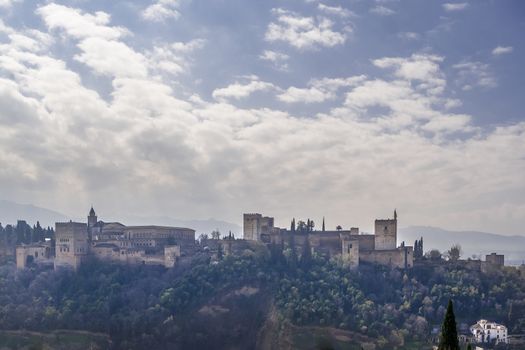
[399,226,525,265]
[0,200,241,236]
[1,200,523,264]
[0,200,69,228]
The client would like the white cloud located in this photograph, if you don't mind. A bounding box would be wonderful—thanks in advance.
[259,50,289,70]
[370,6,396,16]
[0,0,20,8]
[1,5,525,236]
[278,76,366,103]
[265,8,347,50]
[339,54,473,135]
[443,3,469,11]
[421,114,471,133]
[492,46,513,56]
[372,54,446,94]
[148,39,205,76]
[142,0,181,22]
[317,4,356,18]
[37,4,128,40]
[398,32,420,40]
[212,77,276,102]
[75,38,149,78]
[453,61,497,90]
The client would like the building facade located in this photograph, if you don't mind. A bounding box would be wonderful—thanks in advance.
[243,213,275,241]
[55,221,90,270]
[17,207,195,271]
[470,319,508,345]
[16,242,53,269]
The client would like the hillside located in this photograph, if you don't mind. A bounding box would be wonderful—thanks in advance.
[1,245,524,350]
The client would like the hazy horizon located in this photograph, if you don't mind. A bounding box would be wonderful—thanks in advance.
[1,1,524,235]
[2,199,525,239]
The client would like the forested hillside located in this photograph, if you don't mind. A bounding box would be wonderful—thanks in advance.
[0,244,524,349]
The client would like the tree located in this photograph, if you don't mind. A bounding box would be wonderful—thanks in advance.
[427,249,442,261]
[336,225,342,231]
[438,299,460,350]
[296,221,307,233]
[211,230,221,240]
[447,244,462,262]
[300,236,312,269]
[288,234,298,270]
[217,244,223,261]
[33,221,44,243]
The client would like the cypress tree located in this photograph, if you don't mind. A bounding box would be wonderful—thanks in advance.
[438,299,460,350]
[300,235,312,269]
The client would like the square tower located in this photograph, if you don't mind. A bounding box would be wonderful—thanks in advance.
[54,221,89,270]
[341,234,359,269]
[243,213,274,241]
[374,210,397,250]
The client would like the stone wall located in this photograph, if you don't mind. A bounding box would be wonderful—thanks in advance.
[359,246,413,269]
[16,244,53,269]
[123,226,195,253]
[354,234,375,251]
[164,245,181,268]
[485,253,504,266]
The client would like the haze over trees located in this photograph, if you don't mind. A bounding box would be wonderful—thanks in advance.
[0,239,524,349]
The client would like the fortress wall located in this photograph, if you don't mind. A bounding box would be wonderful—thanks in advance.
[360,247,413,269]
[355,235,375,251]
[16,245,52,269]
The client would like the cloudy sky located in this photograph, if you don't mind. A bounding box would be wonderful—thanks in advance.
[0,0,524,235]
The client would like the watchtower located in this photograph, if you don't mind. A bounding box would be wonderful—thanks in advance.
[54,221,89,270]
[374,209,397,250]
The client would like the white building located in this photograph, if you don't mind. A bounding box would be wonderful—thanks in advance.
[470,319,508,345]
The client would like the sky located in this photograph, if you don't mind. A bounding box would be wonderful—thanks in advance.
[0,0,524,235]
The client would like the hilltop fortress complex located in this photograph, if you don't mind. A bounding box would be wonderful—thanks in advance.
[17,207,194,270]
[15,207,505,272]
[244,210,413,269]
